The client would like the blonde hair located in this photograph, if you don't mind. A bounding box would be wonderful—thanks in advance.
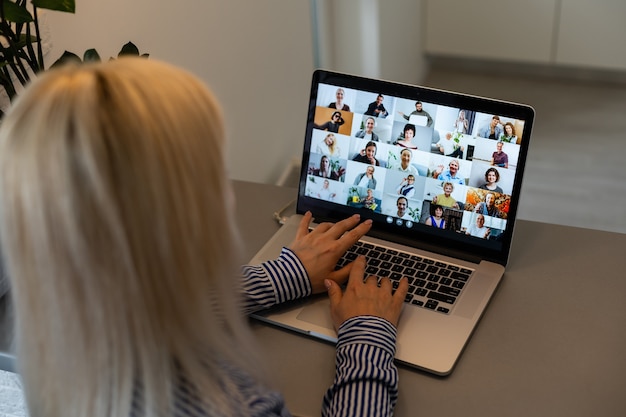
[0,58,260,416]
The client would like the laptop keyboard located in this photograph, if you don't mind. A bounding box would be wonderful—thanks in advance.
[336,241,474,315]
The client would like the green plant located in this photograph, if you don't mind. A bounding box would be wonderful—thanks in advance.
[0,0,147,117]
[408,205,420,222]
[0,0,75,110]
[51,41,148,68]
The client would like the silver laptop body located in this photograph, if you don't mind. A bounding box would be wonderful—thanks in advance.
[250,70,534,375]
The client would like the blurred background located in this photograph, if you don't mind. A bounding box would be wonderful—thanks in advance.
[40,0,626,233]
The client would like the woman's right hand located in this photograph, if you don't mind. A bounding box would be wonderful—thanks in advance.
[325,256,408,330]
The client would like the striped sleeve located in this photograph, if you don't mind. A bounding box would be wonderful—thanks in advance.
[322,316,399,417]
[241,247,312,315]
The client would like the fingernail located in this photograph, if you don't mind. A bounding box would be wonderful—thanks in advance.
[324,279,332,290]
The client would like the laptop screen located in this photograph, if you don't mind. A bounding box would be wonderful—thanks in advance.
[297,70,534,266]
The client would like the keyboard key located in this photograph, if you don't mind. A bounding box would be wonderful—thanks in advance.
[452,280,465,289]
[439,286,460,297]
[428,291,456,304]
[451,271,470,281]
[402,258,415,267]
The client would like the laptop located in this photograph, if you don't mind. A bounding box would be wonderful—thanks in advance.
[249,70,534,375]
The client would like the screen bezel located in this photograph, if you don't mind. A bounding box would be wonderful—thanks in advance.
[296,70,535,266]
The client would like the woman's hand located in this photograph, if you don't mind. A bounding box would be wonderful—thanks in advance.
[325,256,409,329]
[288,212,371,294]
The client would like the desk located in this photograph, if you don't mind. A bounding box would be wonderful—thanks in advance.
[1,180,625,416]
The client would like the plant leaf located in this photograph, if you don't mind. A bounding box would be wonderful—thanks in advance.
[32,0,75,13]
[50,50,81,68]
[118,42,139,56]
[2,1,34,23]
[83,48,101,62]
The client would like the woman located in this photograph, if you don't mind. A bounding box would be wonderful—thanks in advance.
[315,111,345,133]
[393,123,418,149]
[360,188,377,210]
[397,148,419,176]
[354,116,379,142]
[453,109,469,134]
[353,165,377,189]
[316,133,341,157]
[0,58,407,417]
[425,205,446,229]
[396,175,416,198]
[329,87,350,111]
[500,122,517,143]
[352,140,380,166]
[479,167,504,193]
[311,154,343,180]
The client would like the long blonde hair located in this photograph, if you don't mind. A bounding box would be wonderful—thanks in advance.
[0,58,260,416]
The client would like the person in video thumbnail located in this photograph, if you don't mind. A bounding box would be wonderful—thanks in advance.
[479,167,503,194]
[395,196,412,220]
[474,192,502,218]
[316,133,341,158]
[394,124,418,149]
[396,175,416,198]
[314,110,345,133]
[328,87,350,111]
[352,140,380,166]
[310,154,343,180]
[453,109,469,134]
[466,213,491,238]
[398,101,433,127]
[353,165,377,189]
[425,204,446,229]
[490,141,509,168]
[432,182,460,209]
[365,94,388,118]
[360,188,377,210]
[432,159,464,185]
[397,148,419,177]
[436,131,464,159]
[316,179,337,201]
[355,116,379,142]
[500,122,517,143]
[478,115,503,139]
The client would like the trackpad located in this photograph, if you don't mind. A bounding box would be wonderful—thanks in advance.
[296,299,334,330]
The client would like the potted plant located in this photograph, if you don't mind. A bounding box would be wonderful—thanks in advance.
[0,0,147,118]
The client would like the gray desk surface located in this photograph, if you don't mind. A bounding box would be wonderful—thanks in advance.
[1,180,625,416]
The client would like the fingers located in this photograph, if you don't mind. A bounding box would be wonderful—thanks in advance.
[345,256,367,289]
[295,211,313,240]
[392,277,409,307]
[319,214,363,239]
[325,279,342,309]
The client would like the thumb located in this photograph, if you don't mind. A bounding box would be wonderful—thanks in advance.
[325,279,342,308]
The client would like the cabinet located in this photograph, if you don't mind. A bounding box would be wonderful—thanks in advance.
[424,0,626,72]
[556,0,626,71]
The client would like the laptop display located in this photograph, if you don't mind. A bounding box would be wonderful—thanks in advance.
[298,70,534,266]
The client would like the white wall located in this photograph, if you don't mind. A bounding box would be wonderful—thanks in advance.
[41,0,315,184]
[41,0,427,185]
[314,0,427,85]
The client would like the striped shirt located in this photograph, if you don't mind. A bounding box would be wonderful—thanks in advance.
[241,248,399,416]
